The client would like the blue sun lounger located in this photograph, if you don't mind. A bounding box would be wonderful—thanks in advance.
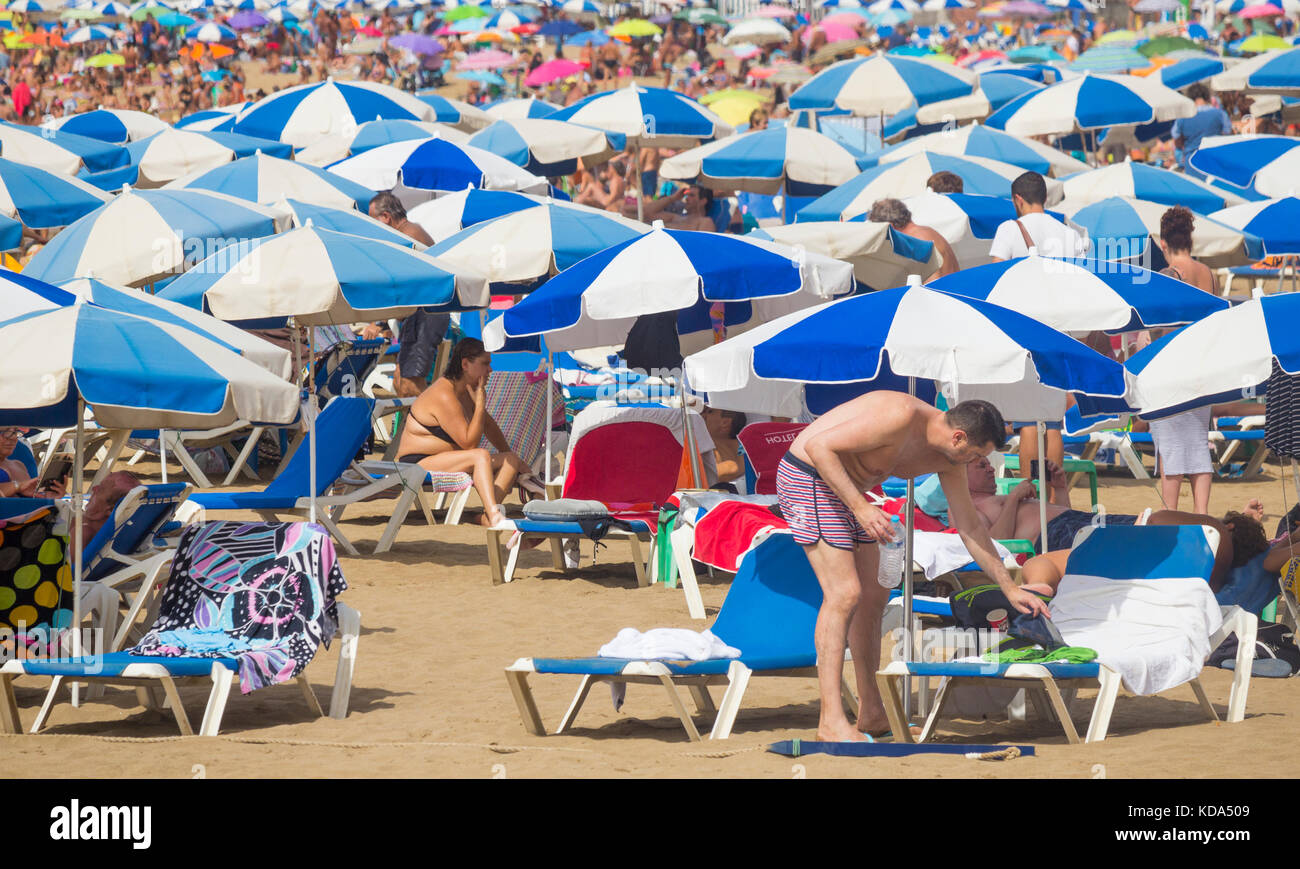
[187,397,429,555]
[505,533,855,741]
[877,524,1258,744]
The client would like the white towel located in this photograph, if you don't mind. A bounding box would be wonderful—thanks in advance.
[598,628,741,711]
[912,531,1013,580]
[1050,574,1223,696]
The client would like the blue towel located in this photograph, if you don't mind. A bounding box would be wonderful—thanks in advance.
[154,628,253,655]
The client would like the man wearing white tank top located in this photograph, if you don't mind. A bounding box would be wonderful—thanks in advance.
[989,171,1090,261]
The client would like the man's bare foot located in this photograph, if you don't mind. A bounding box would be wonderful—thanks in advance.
[817,723,874,742]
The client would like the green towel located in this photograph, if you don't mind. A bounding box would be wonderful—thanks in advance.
[982,645,1098,665]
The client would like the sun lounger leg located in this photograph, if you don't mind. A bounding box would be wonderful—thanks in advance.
[556,675,596,735]
[1224,609,1256,724]
[1040,678,1080,744]
[710,661,752,740]
[504,667,546,736]
[1027,686,1053,722]
[876,670,914,743]
[689,683,716,716]
[373,488,417,554]
[314,512,360,557]
[1188,678,1218,722]
[657,674,702,741]
[1085,667,1122,743]
[198,667,231,737]
[486,530,506,585]
[444,489,470,526]
[503,534,522,583]
[88,430,130,488]
[549,538,566,571]
[415,490,435,527]
[0,675,20,734]
[916,676,954,744]
[222,427,264,486]
[330,603,360,719]
[298,675,324,718]
[170,437,215,489]
[31,676,64,733]
[1243,445,1271,478]
[628,536,649,587]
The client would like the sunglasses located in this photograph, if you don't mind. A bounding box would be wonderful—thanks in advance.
[0,428,23,439]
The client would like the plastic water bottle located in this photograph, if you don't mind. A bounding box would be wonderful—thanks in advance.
[877,515,905,589]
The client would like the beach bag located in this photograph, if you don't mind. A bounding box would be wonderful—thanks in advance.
[1209,622,1300,676]
[521,498,639,546]
[950,584,1060,649]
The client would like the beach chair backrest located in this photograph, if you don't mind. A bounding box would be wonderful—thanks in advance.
[266,397,375,499]
[562,421,683,505]
[1065,524,1219,582]
[737,422,807,495]
[314,338,386,402]
[477,369,562,466]
[84,483,192,581]
[709,533,821,658]
[11,440,36,478]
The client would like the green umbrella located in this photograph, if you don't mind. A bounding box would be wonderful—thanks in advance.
[130,4,172,21]
[86,51,125,66]
[1138,35,1200,57]
[674,8,726,26]
[442,5,489,22]
[1240,34,1291,53]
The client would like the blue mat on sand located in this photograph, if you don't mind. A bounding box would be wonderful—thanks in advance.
[768,739,1036,758]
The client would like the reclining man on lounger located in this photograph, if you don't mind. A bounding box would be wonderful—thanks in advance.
[777,391,1046,743]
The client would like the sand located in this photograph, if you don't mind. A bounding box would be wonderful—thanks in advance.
[3,458,1299,779]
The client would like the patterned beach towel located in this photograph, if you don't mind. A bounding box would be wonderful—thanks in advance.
[0,507,71,637]
[132,521,347,694]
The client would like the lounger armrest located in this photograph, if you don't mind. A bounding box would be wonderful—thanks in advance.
[506,657,538,673]
[312,464,427,506]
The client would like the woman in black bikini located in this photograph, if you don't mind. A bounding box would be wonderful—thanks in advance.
[396,338,542,527]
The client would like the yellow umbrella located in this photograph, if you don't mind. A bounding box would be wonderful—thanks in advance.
[699,87,764,107]
[705,94,770,126]
[3,32,35,49]
[86,51,125,66]
[608,18,661,38]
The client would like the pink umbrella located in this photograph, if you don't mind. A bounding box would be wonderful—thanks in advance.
[802,21,857,45]
[525,58,585,86]
[731,43,762,59]
[1239,3,1283,16]
[460,49,519,70]
[756,5,796,17]
[822,11,868,26]
[956,49,1007,67]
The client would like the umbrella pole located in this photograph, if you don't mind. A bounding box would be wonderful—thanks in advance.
[634,145,644,223]
[71,399,85,707]
[159,429,167,484]
[902,376,916,722]
[308,327,317,526]
[1038,420,1049,554]
[544,349,554,489]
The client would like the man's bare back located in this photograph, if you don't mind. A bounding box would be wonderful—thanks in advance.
[901,222,960,278]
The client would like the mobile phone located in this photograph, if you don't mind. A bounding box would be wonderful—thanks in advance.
[40,458,71,486]
[1028,460,1041,480]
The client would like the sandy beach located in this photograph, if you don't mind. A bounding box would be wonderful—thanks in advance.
[3,459,1296,779]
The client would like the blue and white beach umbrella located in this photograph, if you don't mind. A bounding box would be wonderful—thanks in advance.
[425,202,647,289]
[0,121,129,176]
[280,198,424,248]
[483,227,855,353]
[868,122,1088,177]
[405,187,555,241]
[25,187,288,287]
[413,92,495,131]
[1159,56,1225,90]
[167,151,375,210]
[65,24,119,42]
[681,283,1128,420]
[1210,48,1300,94]
[557,0,601,16]
[1071,44,1151,74]
[157,224,489,324]
[173,103,249,133]
[978,69,1046,112]
[659,126,872,196]
[985,73,1194,136]
[1062,195,1265,266]
[1188,134,1300,199]
[483,97,561,120]
[789,54,979,115]
[232,79,439,148]
[185,19,237,40]
[549,84,733,148]
[1209,197,1300,255]
[0,303,299,430]
[929,255,1230,333]
[0,158,110,228]
[325,136,549,204]
[795,151,1062,222]
[749,219,941,291]
[293,120,468,167]
[468,118,625,176]
[482,7,530,27]
[48,108,169,144]
[1090,294,1300,421]
[95,1,132,14]
[124,128,291,186]
[1060,162,1247,214]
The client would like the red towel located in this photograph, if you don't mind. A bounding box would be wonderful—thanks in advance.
[691,502,790,572]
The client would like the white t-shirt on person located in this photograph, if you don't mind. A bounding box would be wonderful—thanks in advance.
[989,211,1090,260]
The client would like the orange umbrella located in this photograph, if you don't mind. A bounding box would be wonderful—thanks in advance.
[1131,55,1175,77]
[209,43,233,58]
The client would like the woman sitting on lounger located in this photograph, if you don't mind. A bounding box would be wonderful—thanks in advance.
[395,338,544,527]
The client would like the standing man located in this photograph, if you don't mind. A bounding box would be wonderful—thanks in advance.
[776,392,1049,742]
[989,170,1088,261]
[368,192,448,399]
[1172,84,1232,177]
